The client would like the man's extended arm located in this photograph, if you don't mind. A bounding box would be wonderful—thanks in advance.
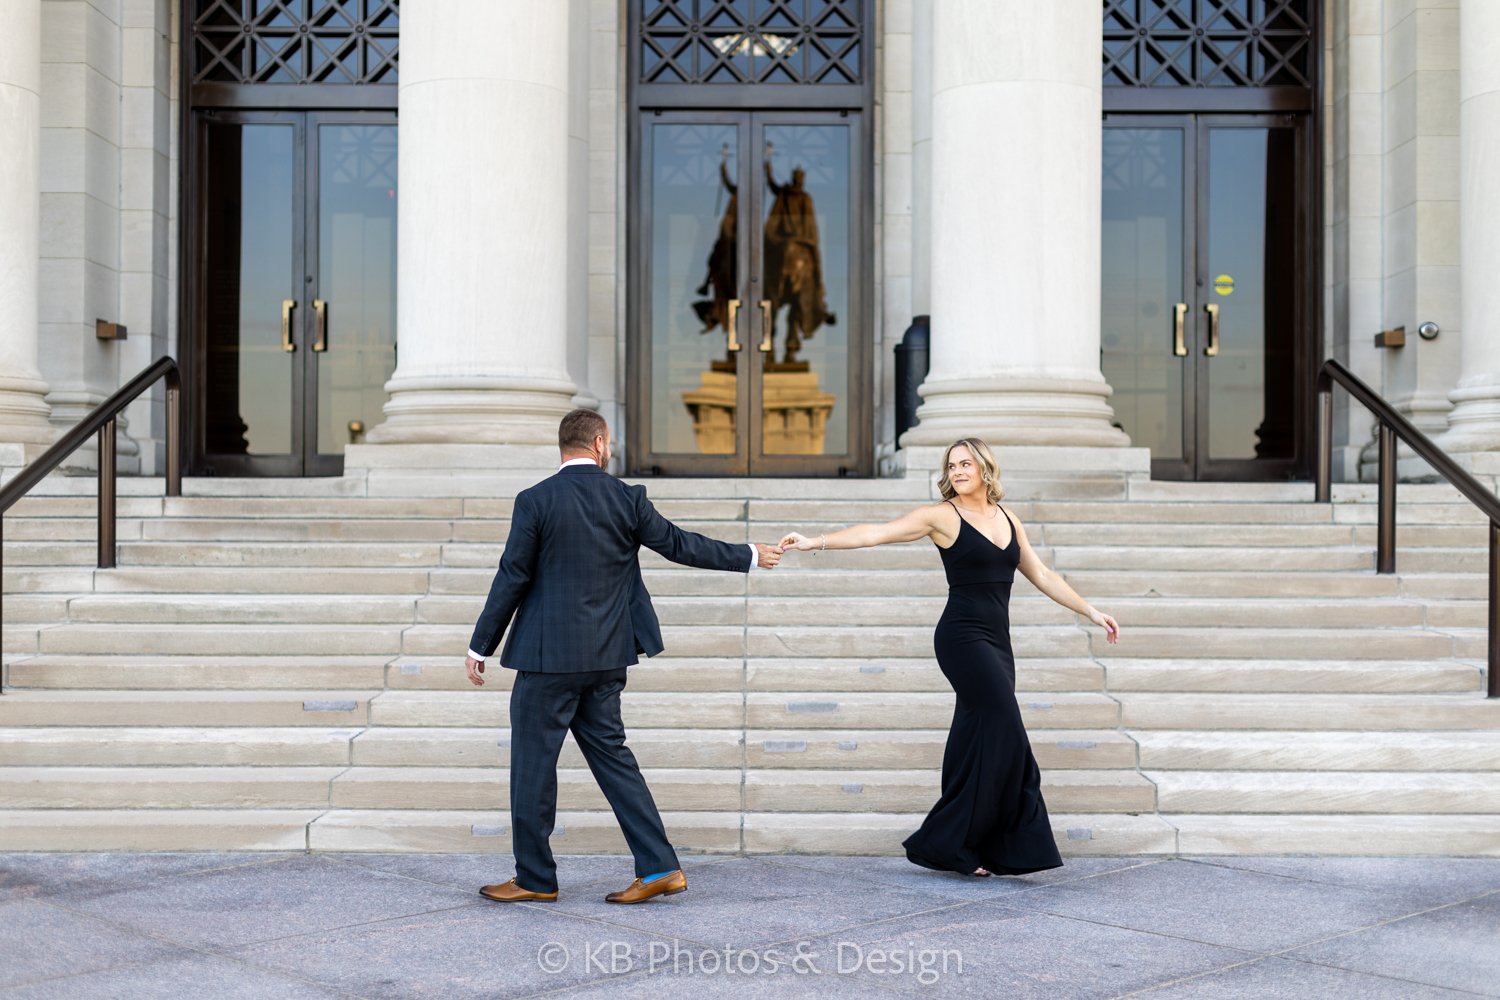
[634,486,780,571]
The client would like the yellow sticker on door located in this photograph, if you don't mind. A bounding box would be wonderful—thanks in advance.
[1214,274,1235,296]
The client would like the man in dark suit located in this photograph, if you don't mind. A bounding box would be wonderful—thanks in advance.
[465,408,782,904]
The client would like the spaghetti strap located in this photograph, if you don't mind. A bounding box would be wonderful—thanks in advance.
[999,506,1017,549]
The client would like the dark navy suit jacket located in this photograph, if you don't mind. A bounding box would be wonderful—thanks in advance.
[468,464,750,673]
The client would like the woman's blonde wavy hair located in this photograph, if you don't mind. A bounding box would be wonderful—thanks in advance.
[937,438,1005,505]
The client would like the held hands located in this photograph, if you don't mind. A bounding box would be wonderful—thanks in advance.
[778,531,820,552]
[754,542,785,569]
[465,655,486,686]
[1088,608,1121,645]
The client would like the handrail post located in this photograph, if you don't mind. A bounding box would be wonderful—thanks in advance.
[1316,387,1332,503]
[98,418,116,570]
[1490,521,1499,699]
[165,370,181,498]
[1377,423,1396,574]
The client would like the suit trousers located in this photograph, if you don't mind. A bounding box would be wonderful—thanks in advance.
[508,666,679,893]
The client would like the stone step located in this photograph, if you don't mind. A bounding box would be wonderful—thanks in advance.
[1058,570,1404,599]
[0,539,456,568]
[426,567,754,597]
[321,766,1151,814]
[0,727,359,766]
[0,809,322,851]
[740,812,1177,855]
[0,690,375,727]
[375,656,1103,693]
[6,505,1483,540]
[351,727,744,769]
[365,690,1121,730]
[743,729,1138,770]
[742,768,1155,813]
[1,803,1493,855]
[1134,730,1500,771]
[0,766,347,809]
[399,622,1095,660]
[1398,575,1490,600]
[738,597,1437,630]
[1168,813,1500,856]
[1150,771,1500,813]
[326,766,746,811]
[1089,626,1459,660]
[4,592,1481,642]
[1098,658,1484,694]
[87,567,435,595]
[5,655,391,690]
[1,567,428,598]
[1,568,96,593]
[58,595,420,626]
[345,726,1138,770]
[1048,546,1376,572]
[740,625,1093,659]
[1391,549,1493,573]
[1116,692,1500,730]
[33,624,405,657]
[744,692,1120,730]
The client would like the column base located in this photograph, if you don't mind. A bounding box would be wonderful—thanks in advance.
[0,373,56,450]
[900,374,1132,449]
[1437,379,1500,455]
[364,374,579,446]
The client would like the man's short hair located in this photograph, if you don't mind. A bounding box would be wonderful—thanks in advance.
[558,409,608,452]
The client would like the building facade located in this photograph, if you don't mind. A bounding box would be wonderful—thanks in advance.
[0,0,1496,483]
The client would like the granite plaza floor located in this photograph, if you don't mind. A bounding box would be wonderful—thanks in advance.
[2,852,1497,998]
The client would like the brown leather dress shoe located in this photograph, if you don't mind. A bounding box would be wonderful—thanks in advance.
[605,869,687,904]
[479,878,557,903]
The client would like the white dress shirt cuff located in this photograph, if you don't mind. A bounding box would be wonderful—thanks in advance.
[466,648,485,662]
[746,543,759,571]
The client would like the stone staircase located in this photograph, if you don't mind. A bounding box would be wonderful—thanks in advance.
[2,474,1498,856]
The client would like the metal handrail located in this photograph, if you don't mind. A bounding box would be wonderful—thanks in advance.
[1316,358,1500,698]
[0,357,182,693]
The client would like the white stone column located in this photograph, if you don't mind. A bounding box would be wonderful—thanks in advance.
[1441,0,1500,454]
[910,0,932,316]
[0,0,54,450]
[904,0,1127,449]
[366,0,577,446]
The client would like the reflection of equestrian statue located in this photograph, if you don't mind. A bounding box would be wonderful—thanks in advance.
[763,151,835,365]
[692,146,738,345]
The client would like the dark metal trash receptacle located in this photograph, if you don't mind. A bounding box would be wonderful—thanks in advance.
[893,315,930,447]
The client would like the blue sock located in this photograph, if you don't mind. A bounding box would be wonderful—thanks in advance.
[642,870,675,883]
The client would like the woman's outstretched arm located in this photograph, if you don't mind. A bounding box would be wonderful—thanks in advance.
[1010,510,1120,644]
[780,504,953,552]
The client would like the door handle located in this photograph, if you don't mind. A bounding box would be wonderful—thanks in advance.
[1173,302,1188,357]
[1204,302,1220,357]
[725,298,742,352]
[758,299,773,352]
[281,299,296,352]
[312,299,327,352]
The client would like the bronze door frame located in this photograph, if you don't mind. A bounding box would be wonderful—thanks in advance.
[1104,112,1311,482]
[188,108,396,477]
[627,109,871,477]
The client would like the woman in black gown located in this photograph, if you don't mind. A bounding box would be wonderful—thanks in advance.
[779,438,1119,876]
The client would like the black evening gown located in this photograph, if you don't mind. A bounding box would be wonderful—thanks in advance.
[902,502,1064,876]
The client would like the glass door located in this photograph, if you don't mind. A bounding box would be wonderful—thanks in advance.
[194,110,397,476]
[1101,114,1304,480]
[1101,120,1192,480]
[630,111,866,476]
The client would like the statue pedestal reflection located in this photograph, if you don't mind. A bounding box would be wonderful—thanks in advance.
[682,368,836,456]
[682,370,738,454]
